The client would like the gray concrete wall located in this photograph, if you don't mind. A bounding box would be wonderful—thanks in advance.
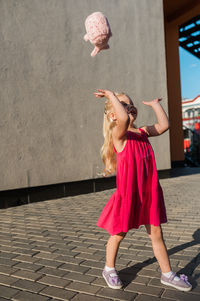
[0,0,170,191]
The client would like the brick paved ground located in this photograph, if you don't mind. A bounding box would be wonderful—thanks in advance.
[0,168,200,301]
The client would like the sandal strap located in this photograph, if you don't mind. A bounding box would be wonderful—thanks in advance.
[105,269,117,277]
[169,272,176,281]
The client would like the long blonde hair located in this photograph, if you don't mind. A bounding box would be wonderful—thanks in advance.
[101,92,125,176]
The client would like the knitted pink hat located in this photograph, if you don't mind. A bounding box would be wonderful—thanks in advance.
[84,12,112,57]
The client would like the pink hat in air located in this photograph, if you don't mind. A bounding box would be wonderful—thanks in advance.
[84,12,112,57]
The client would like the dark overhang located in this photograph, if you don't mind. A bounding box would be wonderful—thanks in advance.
[163,0,199,23]
[179,15,200,59]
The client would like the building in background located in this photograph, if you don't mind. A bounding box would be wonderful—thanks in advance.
[182,95,200,160]
[182,95,200,130]
[0,0,200,204]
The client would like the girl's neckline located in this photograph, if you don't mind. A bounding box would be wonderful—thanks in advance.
[113,128,145,154]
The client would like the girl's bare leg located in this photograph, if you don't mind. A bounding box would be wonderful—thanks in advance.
[145,224,172,273]
[106,232,126,268]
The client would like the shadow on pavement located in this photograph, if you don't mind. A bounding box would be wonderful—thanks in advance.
[170,167,200,178]
[118,228,200,290]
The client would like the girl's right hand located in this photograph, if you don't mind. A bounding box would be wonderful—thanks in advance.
[94,89,114,99]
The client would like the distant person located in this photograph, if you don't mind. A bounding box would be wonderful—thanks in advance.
[94,89,192,291]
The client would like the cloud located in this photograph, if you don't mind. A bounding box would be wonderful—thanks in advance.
[190,63,197,68]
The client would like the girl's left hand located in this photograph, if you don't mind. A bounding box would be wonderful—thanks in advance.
[94,89,114,99]
[142,98,162,106]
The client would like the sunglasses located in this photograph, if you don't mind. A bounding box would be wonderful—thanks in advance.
[121,102,137,115]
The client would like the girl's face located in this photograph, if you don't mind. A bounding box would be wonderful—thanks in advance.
[118,94,137,123]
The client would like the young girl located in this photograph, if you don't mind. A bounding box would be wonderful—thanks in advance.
[94,89,192,291]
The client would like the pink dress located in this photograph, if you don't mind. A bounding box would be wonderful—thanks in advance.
[97,128,167,235]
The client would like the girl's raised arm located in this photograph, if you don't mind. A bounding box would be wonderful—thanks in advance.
[94,89,129,140]
[141,98,170,137]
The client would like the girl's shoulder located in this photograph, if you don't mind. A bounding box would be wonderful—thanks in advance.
[139,126,150,136]
[127,127,149,137]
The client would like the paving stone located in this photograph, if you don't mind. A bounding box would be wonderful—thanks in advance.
[12,255,39,263]
[0,252,19,259]
[58,263,90,274]
[38,275,71,288]
[13,249,39,256]
[37,267,68,278]
[11,270,43,281]
[0,246,18,253]
[96,287,137,300]
[0,237,12,243]
[33,252,59,260]
[131,262,159,272]
[32,246,58,253]
[182,250,199,256]
[12,290,49,301]
[52,250,79,257]
[90,277,107,287]
[12,243,33,249]
[89,244,107,251]
[138,269,161,278]
[134,255,154,262]
[80,260,105,269]
[75,253,104,261]
[71,247,97,254]
[0,265,19,276]
[52,242,79,250]
[34,259,63,269]
[55,245,80,253]
[162,289,200,301]
[136,250,154,257]
[0,258,18,267]
[65,281,101,294]
[131,275,151,285]
[63,271,96,283]
[82,239,105,245]
[120,253,140,260]
[85,268,103,277]
[109,257,128,266]
[0,274,18,286]
[61,236,81,242]
[13,262,44,272]
[0,285,19,298]
[124,282,163,297]
[178,259,193,268]
[134,295,172,301]
[12,238,33,245]
[71,293,113,301]
[170,254,193,261]
[12,278,47,293]
[40,286,76,300]
[55,255,84,266]
[129,245,152,251]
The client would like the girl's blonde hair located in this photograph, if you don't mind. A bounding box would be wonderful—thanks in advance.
[101,92,125,176]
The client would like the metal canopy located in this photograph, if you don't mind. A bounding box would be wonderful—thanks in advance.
[179,15,200,59]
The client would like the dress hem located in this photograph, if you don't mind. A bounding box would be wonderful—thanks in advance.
[96,219,168,236]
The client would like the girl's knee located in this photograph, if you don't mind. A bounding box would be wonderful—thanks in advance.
[145,225,163,240]
[113,231,127,241]
[118,231,127,238]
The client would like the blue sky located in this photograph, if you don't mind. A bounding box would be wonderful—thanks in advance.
[179,47,200,99]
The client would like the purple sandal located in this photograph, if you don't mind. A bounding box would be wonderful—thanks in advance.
[161,272,192,291]
[102,268,123,289]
